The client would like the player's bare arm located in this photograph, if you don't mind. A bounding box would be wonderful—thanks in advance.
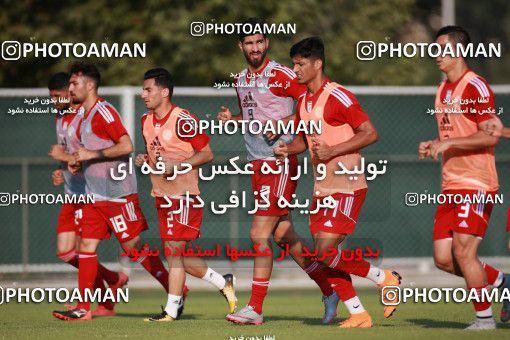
[48,144,75,163]
[273,134,307,159]
[311,120,378,161]
[162,143,214,176]
[429,116,503,160]
[502,127,510,139]
[74,134,134,161]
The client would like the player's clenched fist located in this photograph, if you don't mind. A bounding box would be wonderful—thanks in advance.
[273,141,289,160]
[217,106,232,122]
[51,169,64,186]
[418,140,433,159]
[311,136,333,161]
[135,153,148,167]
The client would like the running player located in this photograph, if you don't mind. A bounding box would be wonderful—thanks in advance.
[52,63,172,321]
[137,68,237,322]
[418,26,510,329]
[47,72,127,317]
[221,18,341,325]
[274,37,402,328]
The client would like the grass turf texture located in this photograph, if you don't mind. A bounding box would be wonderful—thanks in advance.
[1,288,510,339]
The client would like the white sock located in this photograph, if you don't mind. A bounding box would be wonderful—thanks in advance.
[165,294,182,318]
[476,306,493,319]
[201,268,226,290]
[365,265,385,285]
[344,296,365,314]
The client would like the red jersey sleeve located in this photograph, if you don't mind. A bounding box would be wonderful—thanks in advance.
[92,104,128,142]
[269,65,307,100]
[324,87,369,129]
[294,95,307,139]
[140,114,148,148]
[462,77,495,124]
[175,110,210,151]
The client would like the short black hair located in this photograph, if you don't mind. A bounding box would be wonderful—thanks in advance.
[144,68,174,98]
[436,26,471,48]
[290,37,325,70]
[238,18,267,42]
[48,72,70,91]
[70,63,101,88]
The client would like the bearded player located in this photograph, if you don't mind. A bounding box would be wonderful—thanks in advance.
[52,63,173,321]
[221,19,343,325]
[47,72,128,317]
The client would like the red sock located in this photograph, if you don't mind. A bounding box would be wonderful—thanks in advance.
[327,249,370,277]
[248,277,269,314]
[304,261,334,296]
[77,252,98,311]
[94,274,114,310]
[98,264,120,286]
[470,285,492,316]
[325,267,357,301]
[58,249,78,268]
[482,263,501,286]
[139,256,169,292]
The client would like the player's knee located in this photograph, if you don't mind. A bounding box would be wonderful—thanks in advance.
[79,238,98,252]
[250,228,270,245]
[433,256,453,272]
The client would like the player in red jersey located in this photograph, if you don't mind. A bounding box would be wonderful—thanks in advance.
[47,72,127,317]
[221,19,341,325]
[52,63,174,321]
[418,26,509,329]
[137,68,237,322]
[275,37,402,328]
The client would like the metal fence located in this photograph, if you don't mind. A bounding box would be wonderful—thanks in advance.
[1,86,510,273]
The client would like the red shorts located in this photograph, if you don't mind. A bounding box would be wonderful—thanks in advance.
[433,189,496,240]
[56,203,84,234]
[250,155,298,216]
[309,189,367,235]
[156,196,203,241]
[80,193,148,242]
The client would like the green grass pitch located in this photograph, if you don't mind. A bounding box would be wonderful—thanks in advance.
[1,289,509,339]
